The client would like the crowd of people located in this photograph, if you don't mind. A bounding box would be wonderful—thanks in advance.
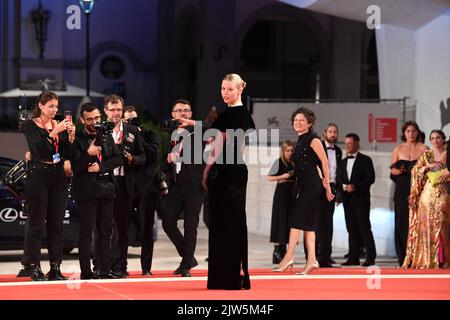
[14,72,450,290]
[268,120,450,272]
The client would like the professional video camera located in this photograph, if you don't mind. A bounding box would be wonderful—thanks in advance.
[3,160,27,197]
[160,119,180,131]
[93,120,115,158]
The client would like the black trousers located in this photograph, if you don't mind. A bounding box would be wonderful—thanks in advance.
[343,195,376,262]
[162,183,205,267]
[317,192,336,263]
[78,198,113,276]
[22,163,68,266]
[111,177,134,272]
[139,190,159,271]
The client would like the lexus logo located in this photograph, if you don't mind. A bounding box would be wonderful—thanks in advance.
[0,208,19,223]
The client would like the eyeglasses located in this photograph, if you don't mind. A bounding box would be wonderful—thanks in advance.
[107,108,123,112]
[173,109,192,113]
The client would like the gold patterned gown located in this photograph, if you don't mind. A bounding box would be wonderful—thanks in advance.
[403,150,450,268]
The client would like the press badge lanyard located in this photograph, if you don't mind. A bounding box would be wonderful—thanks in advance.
[39,117,60,163]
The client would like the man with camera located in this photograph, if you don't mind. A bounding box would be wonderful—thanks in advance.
[104,95,145,278]
[123,106,160,275]
[70,103,122,279]
[161,99,206,277]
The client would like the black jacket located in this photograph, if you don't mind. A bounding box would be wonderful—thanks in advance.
[338,152,375,200]
[162,125,207,190]
[70,129,123,202]
[116,122,146,197]
[136,127,160,194]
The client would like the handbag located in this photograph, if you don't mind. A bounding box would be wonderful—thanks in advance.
[92,179,116,199]
[427,169,450,186]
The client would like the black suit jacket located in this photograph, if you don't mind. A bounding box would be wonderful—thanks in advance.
[162,125,207,190]
[136,127,159,194]
[116,122,146,197]
[70,129,123,203]
[339,152,375,201]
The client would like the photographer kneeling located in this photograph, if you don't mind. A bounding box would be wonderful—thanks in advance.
[70,103,122,279]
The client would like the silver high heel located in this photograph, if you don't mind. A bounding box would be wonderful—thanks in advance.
[296,261,319,275]
[272,260,294,272]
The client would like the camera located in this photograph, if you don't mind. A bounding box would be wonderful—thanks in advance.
[93,121,115,158]
[117,143,131,158]
[156,172,169,196]
[161,119,180,131]
[93,120,115,135]
[128,117,141,127]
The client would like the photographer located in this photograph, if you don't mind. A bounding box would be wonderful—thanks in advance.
[123,106,159,275]
[104,95,145,278]
[161,99,206,277]
[70,103,122,279]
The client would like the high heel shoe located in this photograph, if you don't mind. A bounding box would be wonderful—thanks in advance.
[272,260,294,272]
[296,261,319,275]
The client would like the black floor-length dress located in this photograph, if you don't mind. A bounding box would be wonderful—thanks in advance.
[207,105,255,290]
[268,159,294,244]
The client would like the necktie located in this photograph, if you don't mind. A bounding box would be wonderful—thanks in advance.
[347,155,355,159]
[327,146,335,150]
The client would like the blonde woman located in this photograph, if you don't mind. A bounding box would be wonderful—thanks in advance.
[267,141,295,264]
[203,73,255,290]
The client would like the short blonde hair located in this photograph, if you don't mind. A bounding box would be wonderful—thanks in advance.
[223,73,246,90]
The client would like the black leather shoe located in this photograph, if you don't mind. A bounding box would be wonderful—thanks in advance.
[31,265,48,281]
[98,273,118,279]
[80,271,96,280]
[47,264,68,281]
[180,268,191,277]
[318,262,334,268]
[329,259,336,264]
[142,270,153,276]
[173,259,198,275]
[361,260,376,267]
[17,265,32,278]
[341,260,360,266]
[110,271,127,278]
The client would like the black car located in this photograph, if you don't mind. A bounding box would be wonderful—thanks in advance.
[0,156,79,254]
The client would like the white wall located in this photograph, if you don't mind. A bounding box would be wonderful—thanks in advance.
[415,12,450,138]
[377,12,450,140]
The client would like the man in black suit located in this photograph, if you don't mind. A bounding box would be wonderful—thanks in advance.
[317,123,342,267]
[123,106,160,276]
[71,103,122,279]
[339,133,377,267]
[161,99,206,277]
[104,95,146,277]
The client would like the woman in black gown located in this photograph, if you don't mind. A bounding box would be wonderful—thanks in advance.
[390,121,428,266]
[203,73,255,290]
[273,108,334,275]
[267,141,295,264]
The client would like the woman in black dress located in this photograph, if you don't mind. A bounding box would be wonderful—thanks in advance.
[267,140,295,264]
[17,91,75,281]
[390,121,428,266]
[274,108,334,275]
[203,73,255,290]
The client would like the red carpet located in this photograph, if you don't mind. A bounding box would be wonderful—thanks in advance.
[0,268,449,300]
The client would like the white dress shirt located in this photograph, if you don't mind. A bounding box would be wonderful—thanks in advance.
[325,141,337,183]
[343,152,358,191]
[112,121,125,176]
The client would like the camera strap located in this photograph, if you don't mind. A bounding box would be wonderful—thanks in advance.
[39,117,59,154]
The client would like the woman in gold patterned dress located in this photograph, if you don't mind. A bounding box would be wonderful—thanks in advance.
[403,130,450,268]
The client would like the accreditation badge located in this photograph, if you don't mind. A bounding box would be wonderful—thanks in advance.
[52,153,61,164]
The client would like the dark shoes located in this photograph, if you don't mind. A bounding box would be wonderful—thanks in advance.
[173,258,198,276]
[341,260,360,266]
[31,265,48,281]
[142,270,153,276]
[17,265,33,278]
[272,244,286,264]
[47,263,68,281]
[361,260,376,267]
[110,271,127,278]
